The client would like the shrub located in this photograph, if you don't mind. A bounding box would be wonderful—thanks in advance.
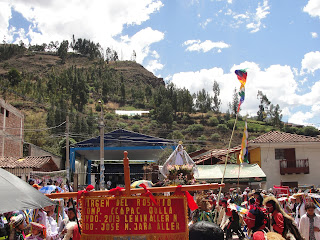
[131,124,140,132]
[217,124,228,132]
[207,117,219,127]
[117,122,127,129]
[105,113,115,120]
[303,126,319,137]
[227,120,237,130]
[172,130,184,140]
[186,124,204,133]
[8,68,22,86]
[95,104,101,112]
[197,135,207,141]
[120,115,129,119]
[210,133,220,141]
[132,114,141,120]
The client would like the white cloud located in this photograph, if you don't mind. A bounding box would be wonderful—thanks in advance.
[301,51,320,74]
[0,2,12,42]
[183,39,230,53]
[146,59,164,73]
[311,32,318,38]
[246,0,270,33]
[303,0,320,18]
[2,0,164,70]
[200,18,212,29]
[288,111,314,126]
[170,60,320,126]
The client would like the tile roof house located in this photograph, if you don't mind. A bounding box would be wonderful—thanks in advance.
[191,131,320,189]
[0,156,59,181]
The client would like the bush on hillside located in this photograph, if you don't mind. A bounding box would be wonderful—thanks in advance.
[207,117,219,127]
[210,133,220,141]
[186,124,204,133]
[131,124,140,132]
[227,120,238,130]
[217,124,228,132]
[197,135,207,141]
[303,126,319,137]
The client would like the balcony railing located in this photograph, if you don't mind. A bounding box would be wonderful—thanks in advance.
[279,159,309,175]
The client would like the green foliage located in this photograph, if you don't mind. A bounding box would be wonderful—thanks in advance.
[7,68,22,86]
[227,119,237,130]
[224,110,231,121]
[212,80,221,113]
[207,116,219,126]
[186,124,204,133]
[58,40,69,63]
[229,88,239,116]
[171,130,184,140]
[257,90,270,122]
[195,89,212,112]
[131,124,140,132]
[217,124,228,132]
[197,135,207,141]
[73,37,102,60]
[154,99,174,127]
[210,133,220,141]
[302,126,319,137]
[117,122,128,129]
[105,113,115,120]
[0,44,26,60]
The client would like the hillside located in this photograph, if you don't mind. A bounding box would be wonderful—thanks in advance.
[0,44,319,159]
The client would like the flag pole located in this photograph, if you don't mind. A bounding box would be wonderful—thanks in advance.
[214,111,239,222]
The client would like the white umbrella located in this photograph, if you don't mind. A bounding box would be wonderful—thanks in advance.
[0,168,56,214]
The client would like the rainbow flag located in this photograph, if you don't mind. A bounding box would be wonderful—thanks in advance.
[239,120,249,164]
[235,69,247,112]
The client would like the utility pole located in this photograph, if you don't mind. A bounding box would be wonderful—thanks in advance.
[99,100,105,190]
[66,115,70,181]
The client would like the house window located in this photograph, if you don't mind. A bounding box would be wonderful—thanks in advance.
[0,107,4,114]
[275,148,296,161]
[275,149,285,160]
[5,110,9,117]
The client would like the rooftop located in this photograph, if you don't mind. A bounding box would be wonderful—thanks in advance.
[249,131,320,144]
[0,156,58,170]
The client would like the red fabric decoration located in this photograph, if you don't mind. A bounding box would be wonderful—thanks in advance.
[174,185,198,211]
[139,183,158,206]
[86,185,94,191]
[108,186,124,196]
[73,224,81,240]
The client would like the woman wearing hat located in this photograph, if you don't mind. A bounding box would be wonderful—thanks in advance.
[294,193,306,227]
[26,222,46,240]
[9,214,25,240]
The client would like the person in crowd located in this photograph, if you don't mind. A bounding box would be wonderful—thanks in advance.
[294,193,306,227]
[244,207,268,236]
[254,191,264,209]
[28,179,35,186]
[192,195,215,223]
[225,204,245,240]
[299,202,320,240]
[263,196,303,240]
[43,205,58,240]
[25,222,46,240]
[9,214,25,240]
[0,214,10,240]
[189,221,224,240]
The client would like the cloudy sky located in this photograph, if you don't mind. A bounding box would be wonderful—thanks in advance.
[1,0,320,127]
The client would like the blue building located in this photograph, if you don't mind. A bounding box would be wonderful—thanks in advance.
[69,129,174,188]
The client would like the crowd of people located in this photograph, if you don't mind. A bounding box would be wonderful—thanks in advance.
[190,187,320,240]
[1,177,320,240]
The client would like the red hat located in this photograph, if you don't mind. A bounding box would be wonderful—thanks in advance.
[86,185,94,191]
[253,231,265,240]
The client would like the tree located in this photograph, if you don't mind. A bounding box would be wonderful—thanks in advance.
[113,50,119,61]
[257,90,271,121]
[212,80,221,113]
[132,50,136,61]
[229,88,239,116]
[303,126,319,137]
[269,104,283,128]
[106,47,112,63]
[155,100,174,128]
[7,68,22,86]
[58,40,69,63]
[120,75,126,106]
[59,137,77,169]
[195,89,212,112]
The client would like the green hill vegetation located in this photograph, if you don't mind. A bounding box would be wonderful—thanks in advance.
[0,40,319,159]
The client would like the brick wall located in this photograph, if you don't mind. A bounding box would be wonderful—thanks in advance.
[0,99,24,157]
